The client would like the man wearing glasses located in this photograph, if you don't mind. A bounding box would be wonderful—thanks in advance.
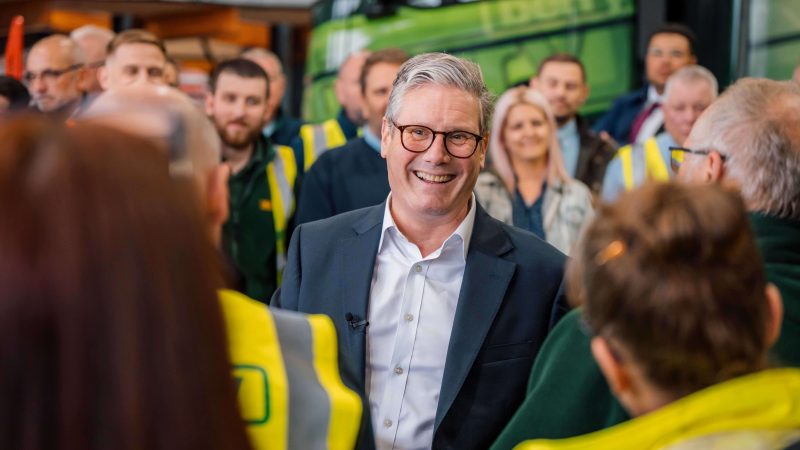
[601,65,717,202]
[677,77,800,368]
[24,35,87,117]
[275,53,567,450]
[593,23,697,146]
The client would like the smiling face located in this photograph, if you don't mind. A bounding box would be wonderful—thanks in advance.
[381,84,486,225]
[502,102,552,164]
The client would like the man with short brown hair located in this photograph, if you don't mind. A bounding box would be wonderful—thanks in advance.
[99,29,167,90]
[531,53,615,195]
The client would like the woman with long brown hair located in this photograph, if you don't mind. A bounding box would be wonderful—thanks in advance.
[0,117,251,450]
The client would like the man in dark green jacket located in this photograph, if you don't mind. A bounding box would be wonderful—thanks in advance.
[492,77,800,450]
[206,58,302,303]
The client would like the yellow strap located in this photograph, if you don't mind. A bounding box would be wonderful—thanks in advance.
[308,314,364,450]
[275,145,298,195]
[618,145,634,190]
[219,289,289,450]
[299,124,317,172]
[643,138,669,182]
[322,119,347,150]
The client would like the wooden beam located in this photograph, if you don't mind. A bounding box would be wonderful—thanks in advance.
[49,8,111,32]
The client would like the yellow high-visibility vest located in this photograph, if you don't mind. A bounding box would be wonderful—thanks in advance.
[299,119,348,171]
[617,137,670,191]
[266,145,298,282]
[220,289,363,450]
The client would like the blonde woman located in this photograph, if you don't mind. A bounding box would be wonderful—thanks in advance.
[475,86,593,254]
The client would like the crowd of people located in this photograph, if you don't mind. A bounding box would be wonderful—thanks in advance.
[1,18,800,450]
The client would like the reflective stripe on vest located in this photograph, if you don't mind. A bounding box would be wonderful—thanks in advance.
[219,289,362,450]
[619,137,669,190]
[266,145,298,283]
[299,119,347,171]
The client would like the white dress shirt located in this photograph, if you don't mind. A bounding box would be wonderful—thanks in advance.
[366,194,476,450]
[634,85,665,144]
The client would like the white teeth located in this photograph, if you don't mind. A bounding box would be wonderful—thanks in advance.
[415,171,454,183]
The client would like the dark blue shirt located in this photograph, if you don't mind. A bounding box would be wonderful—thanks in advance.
[512,183,546,240]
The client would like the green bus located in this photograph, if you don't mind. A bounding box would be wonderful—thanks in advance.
[303,0,637,122]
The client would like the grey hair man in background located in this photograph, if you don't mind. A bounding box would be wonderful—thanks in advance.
[275,53,567,450]
[70,25,115,95]
[677,77,800,368]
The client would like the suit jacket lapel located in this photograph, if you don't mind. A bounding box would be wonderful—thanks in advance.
[338,203,384,392]
[435,208,516,430]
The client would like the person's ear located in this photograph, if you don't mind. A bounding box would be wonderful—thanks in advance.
[529,76,540,90]
[705,150,726,182]
[591,337,629,397]
[380,117,390,159]
[205,164,230,248]
[204,92,215,116]
[765,283,784,348]
[478,133,489,169]
[98,64,110,91]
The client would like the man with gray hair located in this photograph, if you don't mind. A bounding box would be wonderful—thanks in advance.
[677,77,800,367]
[23,34,87,116]
[275,52,567,449]
[601,64,718,201]
[70,25,114,94]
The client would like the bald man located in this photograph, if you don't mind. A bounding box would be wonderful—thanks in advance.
[79,85,363,450]
[70,25,115,94]
[241,48,304,146]
[24,34,87,116]
[292,50,371,170]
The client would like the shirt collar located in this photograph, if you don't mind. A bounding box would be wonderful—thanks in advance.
[558,117,578,137]
[647,85,664,104]
[378,193,477,260]
[362,125,382,153]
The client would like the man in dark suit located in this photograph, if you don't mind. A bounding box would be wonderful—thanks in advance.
[593,23,696,146]
[275,53,567,450]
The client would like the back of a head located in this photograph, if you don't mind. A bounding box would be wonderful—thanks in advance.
[81,85,221,179]
[0,75,31,112]
[0,117,249,450]
[688,78,800,220]
[572,182,770,399]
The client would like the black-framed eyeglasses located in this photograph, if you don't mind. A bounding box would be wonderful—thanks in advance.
[669,145,728,173]
[22,64,84,86]
[391,120,483,159]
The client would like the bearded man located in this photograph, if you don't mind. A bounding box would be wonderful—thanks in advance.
[206,58,303,303]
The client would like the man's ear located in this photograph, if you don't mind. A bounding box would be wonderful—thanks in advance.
[478,133,489,169]
[529,76,540,90]
[204,92,215,116]
[98,64,110,91]
[765,283,784,348]
[380,117,390,159]
[205,164,230,248]
[705,150,726,182]
[76,67,91,93]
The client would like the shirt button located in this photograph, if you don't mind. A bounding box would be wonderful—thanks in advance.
[404,314,414,322]
[383,419,393,428]
[394,366,404,375]
[414,264,422,273]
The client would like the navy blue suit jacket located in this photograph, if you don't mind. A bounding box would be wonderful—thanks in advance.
[274,202,568,449]
[592,84,649,145]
